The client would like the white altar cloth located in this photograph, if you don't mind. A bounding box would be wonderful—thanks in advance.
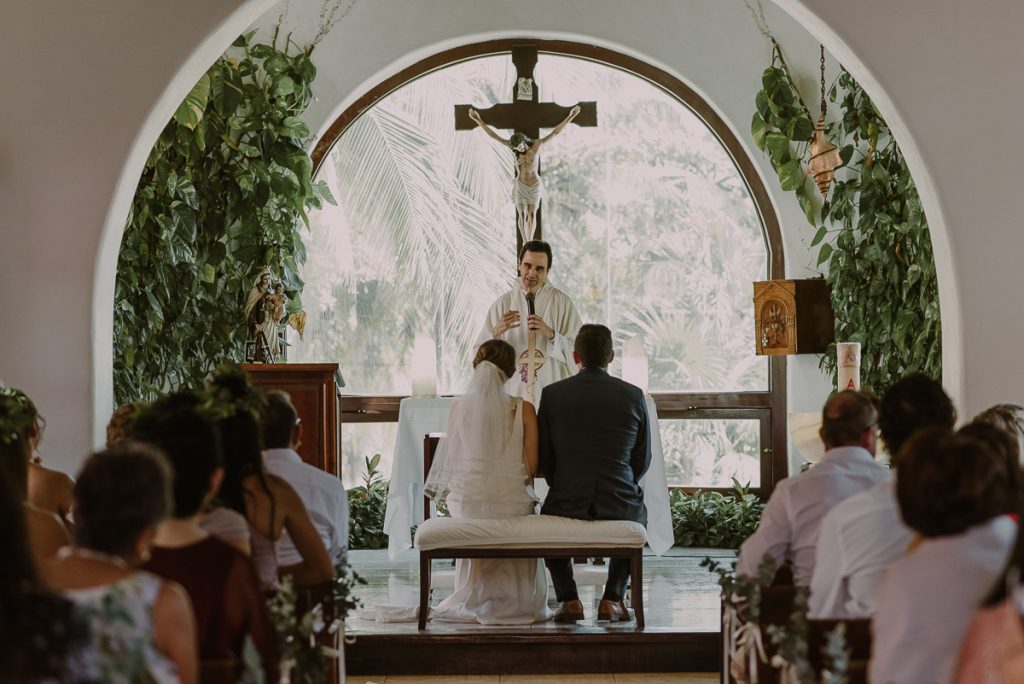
[383,395,674,558]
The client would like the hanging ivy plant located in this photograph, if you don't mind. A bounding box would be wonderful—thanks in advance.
[751,46,941,395]
[114,28,334,404]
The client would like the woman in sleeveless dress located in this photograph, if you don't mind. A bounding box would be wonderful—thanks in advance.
[204,365,333,591]
[45,444,198,683]
[424,339,550,625]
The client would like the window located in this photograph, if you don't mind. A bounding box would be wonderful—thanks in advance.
[295,41,785,492]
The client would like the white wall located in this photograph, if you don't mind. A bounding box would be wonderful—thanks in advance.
[6,0,997,475]
[0,0,270,473]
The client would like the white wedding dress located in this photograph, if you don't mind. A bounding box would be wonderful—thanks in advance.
[423,361,551,625]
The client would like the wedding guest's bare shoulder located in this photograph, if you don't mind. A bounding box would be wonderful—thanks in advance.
[25,503,70,567]
[28,462,75,521]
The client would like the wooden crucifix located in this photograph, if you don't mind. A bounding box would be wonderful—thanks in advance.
[455,44,597,246]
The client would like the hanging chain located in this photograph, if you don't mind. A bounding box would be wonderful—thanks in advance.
[819,44,828,120]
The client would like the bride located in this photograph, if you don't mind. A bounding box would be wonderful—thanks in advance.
[423,339,550,624]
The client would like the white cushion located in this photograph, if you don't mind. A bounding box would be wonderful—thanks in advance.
[414,514,647,551]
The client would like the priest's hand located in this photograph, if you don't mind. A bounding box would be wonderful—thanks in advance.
[528,314,555,341]
[492,309,520,338]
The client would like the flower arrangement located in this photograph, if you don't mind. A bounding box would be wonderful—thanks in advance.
[267,562,365,684]
[0,384,39,445]
[201,363,267,422]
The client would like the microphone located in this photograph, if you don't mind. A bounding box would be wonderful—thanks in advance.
[525,292,536,317]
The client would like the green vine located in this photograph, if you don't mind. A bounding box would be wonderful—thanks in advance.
[752,47,941,395]
[113,28,334,404]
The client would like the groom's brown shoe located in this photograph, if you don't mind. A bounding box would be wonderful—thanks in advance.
[597,599,633,622]
[553,599,585,623]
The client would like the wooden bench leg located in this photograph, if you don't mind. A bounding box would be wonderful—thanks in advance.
[419,553,430,631]
[631,549,644,629]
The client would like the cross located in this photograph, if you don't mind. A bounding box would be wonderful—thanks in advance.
[454,44,597,246]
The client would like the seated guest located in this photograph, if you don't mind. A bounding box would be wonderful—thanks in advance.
[0,386,70,567]
[131,393,277,681]
[105,400,143,448]
[20,403,75,527]
[0,436,93,683]
[810,374,956,618]
[46,444,198,684]
[205,365,332,590]
[262,390,349,567]
[871,427,1021,684]
[973,403,1024,463]
[737,390,888,584]
[954,421,1024,683]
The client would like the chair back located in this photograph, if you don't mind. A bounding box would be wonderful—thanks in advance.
[199,656,237,684]
[423,433,442,520]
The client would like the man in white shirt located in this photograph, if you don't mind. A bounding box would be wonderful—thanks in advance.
[479,240,581,405]
[809,374,956,618]
[736,390,889,585]
[261,390,348,566]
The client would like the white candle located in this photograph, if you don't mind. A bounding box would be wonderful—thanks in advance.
[837,342,861,391]
[411,333,437,397]
[622,334,649,393]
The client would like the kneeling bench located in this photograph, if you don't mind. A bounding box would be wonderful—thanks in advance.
[413,514,647,630]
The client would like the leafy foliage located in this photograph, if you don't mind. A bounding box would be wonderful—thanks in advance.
[671,480,765,548]
[347,454,389,550]
[751,46,941,395]
[702,552,778,623]
[750,46,818,225]
[267,563,365,684]
[113,29,334,403]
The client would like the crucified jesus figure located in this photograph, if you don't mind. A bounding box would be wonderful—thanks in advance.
[468,104,581,241]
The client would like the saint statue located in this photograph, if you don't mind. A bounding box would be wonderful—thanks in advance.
[468,105,581,241]
[245,268,287,362]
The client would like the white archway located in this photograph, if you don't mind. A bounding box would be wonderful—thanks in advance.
[90,0,276,444]
[770,0,962,408]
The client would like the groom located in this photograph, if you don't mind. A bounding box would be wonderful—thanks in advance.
[538,323,652,622]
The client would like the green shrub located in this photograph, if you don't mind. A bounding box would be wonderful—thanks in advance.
[347,454,389,550]
[671,480,764,548]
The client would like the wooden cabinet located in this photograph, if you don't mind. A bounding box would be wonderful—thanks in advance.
[242,363,342,476]
[753,279,835,356]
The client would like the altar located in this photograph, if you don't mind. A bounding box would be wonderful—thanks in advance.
[382,395,674,559]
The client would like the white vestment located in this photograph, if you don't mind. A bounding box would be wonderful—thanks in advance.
[478,284,581,406]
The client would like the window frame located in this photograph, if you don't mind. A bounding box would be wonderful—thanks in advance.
[312,39,789,497]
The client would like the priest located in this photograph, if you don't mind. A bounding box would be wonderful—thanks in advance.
[478,240,581,404]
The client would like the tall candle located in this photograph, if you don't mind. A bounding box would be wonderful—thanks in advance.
[837,342,861,391]
[622,334,649,393]
[411,333,437,397]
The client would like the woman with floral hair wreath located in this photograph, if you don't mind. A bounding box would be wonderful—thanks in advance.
[0,385,70,568]
[202,364,332,591]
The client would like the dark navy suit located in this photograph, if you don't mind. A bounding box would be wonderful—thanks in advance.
[538,366,652,602]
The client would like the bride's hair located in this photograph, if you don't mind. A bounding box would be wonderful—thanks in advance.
[473,340,516,380]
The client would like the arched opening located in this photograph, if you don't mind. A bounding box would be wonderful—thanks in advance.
[297,40,788,493]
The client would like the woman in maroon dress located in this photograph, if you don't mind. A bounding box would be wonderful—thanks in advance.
[131,391,278,681]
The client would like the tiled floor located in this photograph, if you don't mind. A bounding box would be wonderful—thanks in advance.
[349,675,717,683]
[347,547,733,635]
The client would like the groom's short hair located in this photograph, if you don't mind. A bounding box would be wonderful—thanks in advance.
[575,324,613,369]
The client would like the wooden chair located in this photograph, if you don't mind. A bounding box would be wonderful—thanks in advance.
[295,580,341,683]
[199,656,237,684]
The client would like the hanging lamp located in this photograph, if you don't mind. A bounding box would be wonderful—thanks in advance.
[806,45,843,197]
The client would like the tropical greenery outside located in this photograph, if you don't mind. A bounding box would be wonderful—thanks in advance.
[291,54,769,489]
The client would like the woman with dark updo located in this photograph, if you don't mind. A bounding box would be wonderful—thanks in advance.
[203,364,332,591]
